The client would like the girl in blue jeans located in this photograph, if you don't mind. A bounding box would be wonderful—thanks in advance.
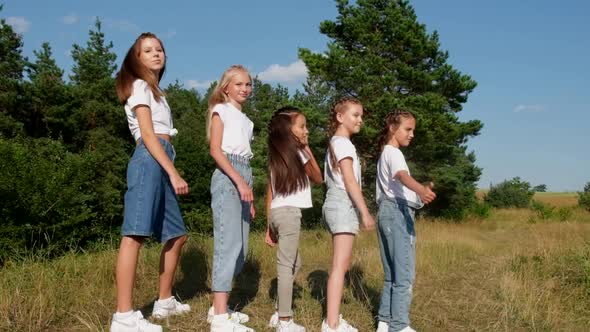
[206,65,255,332]
[375,110,436,332]
[111,33,190,332]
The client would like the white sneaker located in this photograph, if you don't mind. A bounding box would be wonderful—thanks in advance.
[207,306,250,324]
[268,311,279,328]
[376,321,388,332]
[210,313,254,332]
[399,327,416,332]
[110,311,162,332]
[151,296,190,319]
[276,319,306,332]
[321,315,358,332]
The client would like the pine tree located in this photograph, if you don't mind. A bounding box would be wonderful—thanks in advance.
[299,0,483,217]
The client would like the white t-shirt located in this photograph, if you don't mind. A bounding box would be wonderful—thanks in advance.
[376,145,420,205]
[324,136,361,190]
[212,103,254,159]
[271,150,312,209]
[125,79,177,141]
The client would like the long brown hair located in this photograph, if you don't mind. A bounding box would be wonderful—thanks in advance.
[327,97,363,171]
[268,106,308,196]
[206,65,251,141]
[115,32,166,104]
[377,109,415,152]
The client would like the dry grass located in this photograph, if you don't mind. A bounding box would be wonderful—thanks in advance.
[1,199,589,331]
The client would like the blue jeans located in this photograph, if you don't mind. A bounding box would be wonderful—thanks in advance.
[121,138,186,243]
[210,154,253,292]
[377,198,416,332]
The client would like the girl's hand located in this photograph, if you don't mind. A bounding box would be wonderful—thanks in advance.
[420,182,436,204]
[361,212,376,231]
[170,174,189,195]
[265,224,277,247]
[250,203,256,219]
[236,180,254,203]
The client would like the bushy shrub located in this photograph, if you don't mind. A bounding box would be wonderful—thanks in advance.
[579,182,590,212]
[484,177,534,208]
[531,200,555,220]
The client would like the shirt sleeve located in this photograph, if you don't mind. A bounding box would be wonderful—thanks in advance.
[298,149,310,165]
[127,79,151,111]
[332,137,356,163]
[211,104,226,123]
[386,147,409,178]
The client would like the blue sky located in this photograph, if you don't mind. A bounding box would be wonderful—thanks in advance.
[3,0,589,191]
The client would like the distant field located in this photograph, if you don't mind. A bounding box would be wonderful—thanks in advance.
[1,207,589,331]
[477,191,579,207]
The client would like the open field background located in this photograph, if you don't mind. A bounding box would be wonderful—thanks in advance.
[1,193,589,331]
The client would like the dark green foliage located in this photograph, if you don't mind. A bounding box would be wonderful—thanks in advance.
[299,0,482,218]
[579,182,590,212]
[533,184,547,192]
[0,137,122,262]
[531,200,555,220]
[484,177,534,208]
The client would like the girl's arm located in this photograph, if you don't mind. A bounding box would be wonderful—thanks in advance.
[264,182,277,246]
[209,114,253,203]
[340,158,375,230]
[396,171,436,204]
[302,145,323,184]
[136,106,188,195]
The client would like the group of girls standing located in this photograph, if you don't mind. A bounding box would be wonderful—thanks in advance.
[109,33,436,332]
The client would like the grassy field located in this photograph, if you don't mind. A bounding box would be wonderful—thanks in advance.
[1,194,589,331]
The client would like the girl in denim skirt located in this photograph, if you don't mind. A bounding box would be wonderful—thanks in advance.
[321,98,376,332]
[111,33,190,332]
[206,65,255,332]
[375,110,436,332]
[265,107,323,332]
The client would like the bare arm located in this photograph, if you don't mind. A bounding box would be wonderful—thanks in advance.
[136,106,188,195]
[302,145,323,184]
[264,182,277,246]
[396,170,436,204]
[209,113,253,203]
[340,158,375,230]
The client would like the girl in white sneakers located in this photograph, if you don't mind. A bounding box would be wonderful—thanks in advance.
[111,32,190,332]
[265,107,323,332]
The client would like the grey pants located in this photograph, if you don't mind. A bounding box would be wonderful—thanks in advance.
[269,206,302,317]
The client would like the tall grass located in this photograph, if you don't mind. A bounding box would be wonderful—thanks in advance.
[1,202,589,331]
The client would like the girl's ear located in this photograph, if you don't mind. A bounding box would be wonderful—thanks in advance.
[336,111,344,124]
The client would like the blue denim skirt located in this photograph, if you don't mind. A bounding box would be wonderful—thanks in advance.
[121,138,186,243]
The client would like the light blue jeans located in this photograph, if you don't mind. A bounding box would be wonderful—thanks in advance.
[377,198,416,332]
[210,154,253,292]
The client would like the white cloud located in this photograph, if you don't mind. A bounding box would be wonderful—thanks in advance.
[187,79,213,89]
[257,60,308,83]
[5,16,31,33]
[161,29,177,39]
[513,104,545,113]
[61,13,79,25]
[104,18,140,33]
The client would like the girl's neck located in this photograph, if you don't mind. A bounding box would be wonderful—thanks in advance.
[387,138,400,148]
[334,127,351,138]
[228,99,243,111]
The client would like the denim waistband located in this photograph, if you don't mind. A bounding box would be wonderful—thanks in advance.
[225,153,251,166]
[379,196,422,210]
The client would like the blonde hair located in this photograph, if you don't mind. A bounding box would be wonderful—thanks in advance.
[206,65,252,141]
[327,97,363,171]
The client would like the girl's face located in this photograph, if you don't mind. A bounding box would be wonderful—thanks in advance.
[390,117,415,147]
[224,71,252,108]
[337,103,364,136]
[138,37,165,75]
[291,114,309,146]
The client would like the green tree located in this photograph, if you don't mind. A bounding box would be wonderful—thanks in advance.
[299,0,482,218]
[533,184,547,192]
[0,5,26,137]
[70,18,116,85]
[484,177,534,208]
[24,42,69,138]
[579,182,590,212]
